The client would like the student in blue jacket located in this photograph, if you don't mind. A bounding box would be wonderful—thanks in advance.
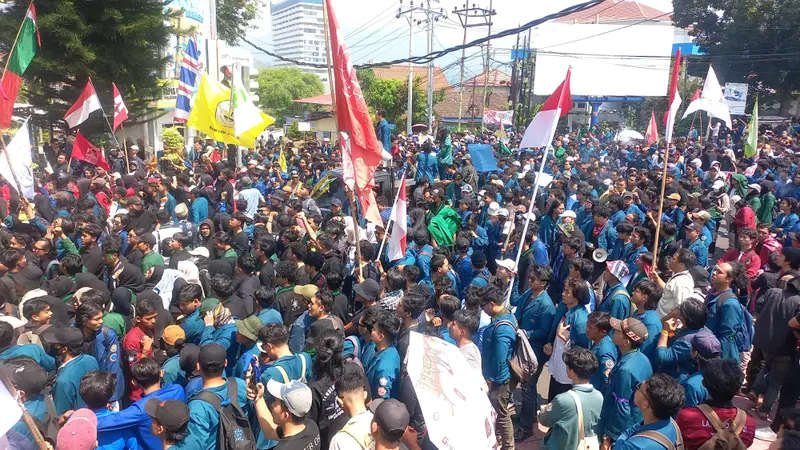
[0,324,56,372]
[80,371,139,449]
[613,373,685,450]
[654,298,708,380]
[174,344,250,450]
[199,299,240,377]
[75,301,126,405]
[598,260,634,321]
[177,284,205,345]
[366,310,401,400]
[97,358,186,450]
[597,317,653,447]
[631,281,664,368]
[586,311,618,393]
[706,261,749,364]
[42,326,100,415]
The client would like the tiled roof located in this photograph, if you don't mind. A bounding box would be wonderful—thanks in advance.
[554,0,670,24]
[293,94,332,106]
[371,65,451,91]
[463,69,511,87]
[434,87,510,121]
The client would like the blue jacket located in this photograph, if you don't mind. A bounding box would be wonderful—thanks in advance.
[190,197,209,224]
[590,335,618,392]
[96,384,186,450]
[610,239,632,262]
[366,346,401,399]
[511,283,555,364]
[454,254,473,297]
[181,309,204,345]
[233,343,261,379]
[88,326,126,402]
[686,238,709,267]
[415,152,439,182]
[93,408,139,450]
[482,309,517,384]
[775,212,799,239]
[539,214,559,252]
[0,344,56,372]
[416,244,434,282]
[596,221,618,252]
[610,210,626,227]
[597,350,653,440]
[531,239,550,266]
[625,204,645,225]
[11,396,46,441]
[161,354,182,387]
[174,379,249,450]
[637,310,663,368]
[549,303,590,350]
[200,323,240,377]
[54,354,100,415]
[705,290,742,364]
[666,206,685,231]
[681,372,708,407]
[257,352,312,449]
[598,283,632,321]
[614,418,680,450]
[257,308,283,326]
[376,118,391,151]
[623,245,648,279]
[655,328,703,380]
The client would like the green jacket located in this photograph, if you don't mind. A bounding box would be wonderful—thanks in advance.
[436,136,453,165]
[757,192,776,225]
[140,251,165,274]
[428,206,462,247]
[539,384,603,450]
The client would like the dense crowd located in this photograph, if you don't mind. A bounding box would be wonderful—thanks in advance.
[2,115,800,450]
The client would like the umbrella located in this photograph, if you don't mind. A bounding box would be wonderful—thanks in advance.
[411,123,428,132]
[616,129,645,142]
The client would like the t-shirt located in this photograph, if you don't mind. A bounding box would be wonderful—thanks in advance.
[276,419,322,450]
[460,342,482,375]
[308,375,348,449]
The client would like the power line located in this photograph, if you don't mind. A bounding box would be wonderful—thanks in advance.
[344,1,400,39]
[536,11,673,50]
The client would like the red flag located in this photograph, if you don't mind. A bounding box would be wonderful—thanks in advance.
[646,111,659,145]
[324,0,383,226]
[72,131,110,172]
[112,83,129,131]
[691,88,700,102]
[664,49,682,143]
[520,68,571,149]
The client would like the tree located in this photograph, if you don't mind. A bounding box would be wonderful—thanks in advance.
[0,0,172,130]
[216,0,262,45]
[672,0,800,115]
[628,69,705,135]
[256,68,325,125]
[357,68,445,131]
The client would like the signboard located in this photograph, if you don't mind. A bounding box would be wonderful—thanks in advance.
[164,0,207,25]
[297,121,311,132]
[468,144,498,173]
[406,332,497,450]
[482,109,514,126]
[156,79,179,110]
[724,82,748,115]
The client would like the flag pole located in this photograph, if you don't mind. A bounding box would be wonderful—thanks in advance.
[651,143,670,266]
[323,0,363,279]
[1,1,30,76]
[504,145,550,306]
[376,171,405,261]
[120,123,131,173]
[1,371,48,450]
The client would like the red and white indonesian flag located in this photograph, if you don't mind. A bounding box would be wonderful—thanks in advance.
[64,79,102,129]
[387,176,407,262]
[664,49,682,143]
[112,83,129,132]
[519,68,572,149]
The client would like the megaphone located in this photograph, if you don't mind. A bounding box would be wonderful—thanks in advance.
[593,248,609,263]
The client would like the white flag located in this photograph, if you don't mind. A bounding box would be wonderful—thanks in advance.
[681,65,732,128]
[0,119,34,198]
[0,382,22,437]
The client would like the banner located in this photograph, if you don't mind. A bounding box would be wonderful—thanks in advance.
[467,144,498,173]
[724,82,748,115]
[482,109,514,126]
[0,120,34,198]
[406,332,497,450]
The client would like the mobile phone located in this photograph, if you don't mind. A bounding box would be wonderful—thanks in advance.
[248,355,261,390]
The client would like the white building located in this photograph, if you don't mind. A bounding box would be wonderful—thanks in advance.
[270,0,329,88]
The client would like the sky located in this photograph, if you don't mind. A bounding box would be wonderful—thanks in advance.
[244,0,674,85]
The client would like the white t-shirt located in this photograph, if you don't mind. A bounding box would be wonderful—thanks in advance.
[329,410,374,450]
[460,342,483,376]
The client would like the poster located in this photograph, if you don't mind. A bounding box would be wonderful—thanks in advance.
[406,332,498,450]
[468,144,498,173]
[724,82,748,115]
[482,110,514,126]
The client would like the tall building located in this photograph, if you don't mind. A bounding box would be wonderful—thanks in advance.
[270,0,329,87]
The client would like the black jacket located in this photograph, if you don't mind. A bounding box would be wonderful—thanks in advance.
[753,287,800,356]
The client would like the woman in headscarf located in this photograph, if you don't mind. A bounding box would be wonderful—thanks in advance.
[757,180,777,225]
[199,299,239,377]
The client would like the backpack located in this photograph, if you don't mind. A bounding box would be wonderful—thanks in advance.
[494,318,539,382]
[343,335,364,369]
[0,356,60,441]
[274,354,308,384]
[717,292,754,353]
[190,378,256,450]
[695,404,748,450]
[634,418,684,450]
[17,324,51,349]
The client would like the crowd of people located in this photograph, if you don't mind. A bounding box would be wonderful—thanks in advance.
[1,115,800,450]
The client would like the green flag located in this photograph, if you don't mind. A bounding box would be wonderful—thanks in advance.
[745,95,759,158]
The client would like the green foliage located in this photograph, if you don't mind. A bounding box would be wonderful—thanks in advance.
[256,68,325,125]
[672,0,800,114]
[216,0,262,45]
[0,0,171,129]
[162,127,185,152]
[357,68,444,131]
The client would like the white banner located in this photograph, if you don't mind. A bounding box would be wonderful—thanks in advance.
[724,82,749,116]
[0,120,34,199]
[406,332,497,450]
[482,110,514,126]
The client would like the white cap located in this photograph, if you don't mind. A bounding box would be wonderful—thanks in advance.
[512,161,521,167]
[712,179,725,190]
[478,189,487,197]
[130,145,139,151]
[498,208,509,217]
[748,183,762,193]
[559,210,577,219]
[266,379,313,417]
[496,259,515,271]
[603,178,612,186]
[566,156,577,162]
[523,211,537,221]
[487,202,501,216]
[692,158,702,169]
[248,159,258,165]
[460,184,473,193]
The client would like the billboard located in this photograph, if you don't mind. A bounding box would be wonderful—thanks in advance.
[724,82,748,115]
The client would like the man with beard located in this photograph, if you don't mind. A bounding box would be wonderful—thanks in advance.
[126,195,156,233]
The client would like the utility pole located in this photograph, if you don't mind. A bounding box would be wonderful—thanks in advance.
[397,0,446,136]
[453,3,495,131]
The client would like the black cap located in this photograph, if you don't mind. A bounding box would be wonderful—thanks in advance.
[353,279,380,301]
[0,361,47,395]
[199,343,227,369]
[684,223,703,233]
[471,250,487,267]
[139,233,157,247]
[144,399,190,431]
[41,326,84,347]
[689,266,710,289]
[178,344,201,375]
[372,399,410,441]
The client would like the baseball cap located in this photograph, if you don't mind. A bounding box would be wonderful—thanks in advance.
[487,202,501,216]
[687,192,702,198]
[162,325,186,346]
[684,223,703,233]
[1,360,48,395]
[471,250,487,267]
[559,210,577,219]
[57,409,98,450]
[270,190,287,202]
[712,179,725,190]
[354,279,380,301]
[667,193,681,201]
[91,178,107,187]
[748,183,762,193]
[609,317,649,343]
[41,326,85,347]
[605,260,629,281]
[689,266,710,289]
[372,399,410,441]
[145,399,190,431]
[294,284,319,302]
[331,198,343,207]
[266,379,313,417]
[235,316,264,342]
[198,343,228,370]
[498,208,509,217]
[139,233,157,247]
[248,159,258,166]
[477,189,487,197]
[690,328,721,358]
[695,210,712,222]
[496,259,515,271]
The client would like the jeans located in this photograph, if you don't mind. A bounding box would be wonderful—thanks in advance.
[518,364,545,433]
[772,350,800,432]
[751,352,793,413]
[490,379,518,450]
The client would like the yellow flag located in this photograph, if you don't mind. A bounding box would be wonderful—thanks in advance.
[187,74,275,148]
[279,147,287,172]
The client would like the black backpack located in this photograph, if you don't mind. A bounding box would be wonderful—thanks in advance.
[190,378,256,450]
